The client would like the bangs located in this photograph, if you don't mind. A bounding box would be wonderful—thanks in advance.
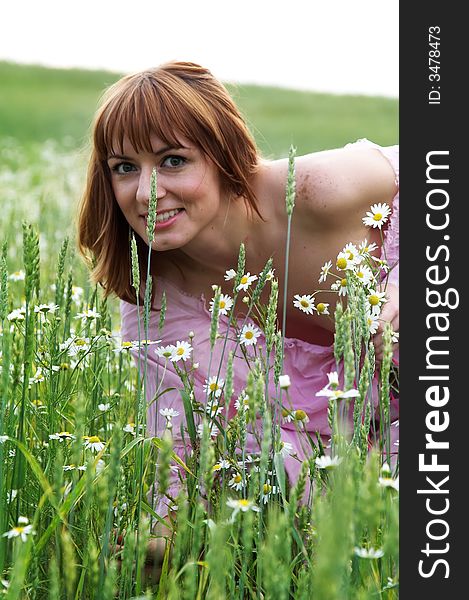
[94,75,195,160]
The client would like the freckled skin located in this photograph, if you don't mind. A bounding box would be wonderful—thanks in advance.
[111,136,398,348]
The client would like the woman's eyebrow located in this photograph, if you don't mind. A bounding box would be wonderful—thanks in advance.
[107,145,187,160]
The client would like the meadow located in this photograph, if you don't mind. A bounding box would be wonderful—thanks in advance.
[0,62,399,598]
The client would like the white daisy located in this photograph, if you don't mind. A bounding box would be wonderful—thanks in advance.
[160,408,180,420]
[318,260,333,283]
[326,371,339,389]
[2,524,35,542]
[315,302,329,315]
[293,294,315,315]
[239,323,262,346]
[265,268,276,281]
[196,422,219,438]
[278,441,295,458]
[294,409,310,425]
[75,308,101,322]
[335,251,355,271]
[224,269,237,281]
[260,480,278,504]
[367,289,387,315]
[170,341,193,362]
[358,239,379,255]
[371,257,390,273]
[337,278,348,297]
[205,403,223,419]
[29,368,45,385]
[362,202,391,229]
[316,387,360,401]
[212,459,231,472]
[282,408,294,423]
[234,392,250,412]
[123,423,136,435]
[354,546,384,559]
[354,265,374,287]
[34,303,59,315]
[315,455,343,469]
[49,431,76,442]
[228,472,246,491]
[83,436,105,453]
[155,344,175,359]
[7,308,25,322]
[226,498,259,520]
[209,293,233,316]
[8,270,25,282]
[236,272,257,292]
[366,311,380,335]
[59,336,91,357]
[203,376,224,398]
[378,476,399,492]
[342,243,362,266]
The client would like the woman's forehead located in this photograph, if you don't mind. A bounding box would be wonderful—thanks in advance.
[107,129,192,157]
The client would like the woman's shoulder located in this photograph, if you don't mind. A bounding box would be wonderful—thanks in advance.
[262,140,398,224]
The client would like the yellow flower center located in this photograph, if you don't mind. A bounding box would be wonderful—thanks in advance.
[209,383,218,392]
[234,474,242,483]
[282,408,289,418]
[357,271,363,278]
[341,278,347,287]
[241,276,248,284]
[245,331,254,339]
[336,257,347,269]
[317,303,325,313]
[239,499,250,507]
[75,339,86,347]
[59,432,71,437]
[300,299,309,308]
[177,347,185,355]
[347,251,354,260]
[122,341,133,348]
[369,295,380,306]
[263,483,272,494]
[88,436,101,443]
[219,300,226,309]
[14,527,25,534]
[212,463,221,471]
[295,410,307,421]
[373,213,383,221]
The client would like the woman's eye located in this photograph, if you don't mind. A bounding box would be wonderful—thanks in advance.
[111,162,135,174]
[162,156,185,168]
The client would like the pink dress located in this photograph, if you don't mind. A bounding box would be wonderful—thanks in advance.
[120,140,399,513]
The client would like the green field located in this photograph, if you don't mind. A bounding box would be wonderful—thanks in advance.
[0,62,399,599]
[0,61,398,156]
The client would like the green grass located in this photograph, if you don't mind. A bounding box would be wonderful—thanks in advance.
[0,61,398,157]
[0,63,399,598]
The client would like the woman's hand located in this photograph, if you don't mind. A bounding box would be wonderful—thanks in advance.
[373,282,399,361]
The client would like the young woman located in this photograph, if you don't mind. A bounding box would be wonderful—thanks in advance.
[78,61,399,515]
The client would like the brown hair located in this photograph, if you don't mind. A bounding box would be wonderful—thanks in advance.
[77,61,261,303]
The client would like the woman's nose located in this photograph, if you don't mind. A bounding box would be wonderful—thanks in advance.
[136,169,166,206]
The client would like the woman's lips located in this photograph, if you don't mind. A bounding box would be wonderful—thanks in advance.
[143,208,184,230]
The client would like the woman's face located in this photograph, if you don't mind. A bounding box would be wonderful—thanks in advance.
[107,133,224,252]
